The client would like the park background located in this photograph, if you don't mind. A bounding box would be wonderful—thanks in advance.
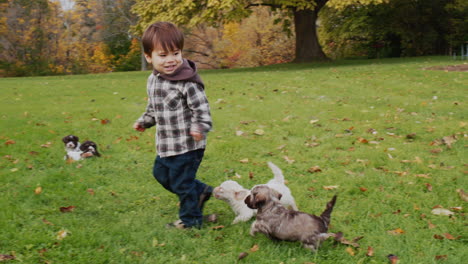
[0,0,467,263]
[1,0,467,77]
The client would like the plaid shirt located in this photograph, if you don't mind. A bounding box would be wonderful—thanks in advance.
[137,73,212,157]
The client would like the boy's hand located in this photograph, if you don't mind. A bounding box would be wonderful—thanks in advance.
[190,131,203,141]
[133,122,145,132]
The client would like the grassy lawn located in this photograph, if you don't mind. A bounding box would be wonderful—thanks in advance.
[0,57,466,263]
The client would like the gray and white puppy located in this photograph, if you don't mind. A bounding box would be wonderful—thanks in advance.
[245,185,337,251]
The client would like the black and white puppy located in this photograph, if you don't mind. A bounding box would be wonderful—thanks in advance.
[245,185,337,251]
[62,135,80,152]
[79,140,101,158]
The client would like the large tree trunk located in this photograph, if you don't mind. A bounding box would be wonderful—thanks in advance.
[293,7,328,62]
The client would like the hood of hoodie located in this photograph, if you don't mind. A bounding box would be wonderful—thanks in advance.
[153,59,204,89]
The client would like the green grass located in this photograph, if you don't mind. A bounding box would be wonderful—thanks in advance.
[0,57,466,263]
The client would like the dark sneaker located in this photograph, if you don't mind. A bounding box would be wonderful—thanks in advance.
[166,219,190,230]
[198,185,213,211]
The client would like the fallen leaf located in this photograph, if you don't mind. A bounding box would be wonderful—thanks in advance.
[387,228,405,235]
[56,229,68,240]
[357,137,369,144]
[254,129,264,136]
[235,130,244,136]
[456,189,468,202]
[250,244,259,252]
[406,133,417,139]
[87,188,95,195]
[430,148,443,154]
[249,172,254,179]
[387,254,399,264]
[366,246,374,256]
[309,119,319,124]
[415,174,431,179]
[5,139,16,145]
[283,156,295,164]
[345,247,355,256]
[41,142,52,148]
[238,252,248,260]
[441,135,457,148]
[431,208,454,216]
[34,186,42,195]
[443,233,458,240]
[42,218,54,226]
[239,158,249,163]
[359,187,368,192]
[59,206,76,213]
[0,254,15,261]
[435,255,447,261]
[323,185,339,190]
[425,183,433,192]
[211,225,224,230]
[427,221,436,229]
[308,166,322,173]
[433,234,444,240]
[101,119,111,125]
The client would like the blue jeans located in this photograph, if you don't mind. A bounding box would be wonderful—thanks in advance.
[153,149,210,228]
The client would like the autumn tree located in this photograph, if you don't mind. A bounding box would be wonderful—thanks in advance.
[132,0,389,63]
[0,0,63,76]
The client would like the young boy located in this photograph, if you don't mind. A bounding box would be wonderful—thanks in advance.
[133,22,213,229]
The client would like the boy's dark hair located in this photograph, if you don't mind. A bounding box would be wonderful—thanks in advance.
[142,22,184,56]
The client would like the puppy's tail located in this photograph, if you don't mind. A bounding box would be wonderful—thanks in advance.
[320,195,337,228]
[268,162,284,184]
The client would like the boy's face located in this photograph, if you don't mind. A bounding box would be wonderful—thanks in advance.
[145,46,183,75]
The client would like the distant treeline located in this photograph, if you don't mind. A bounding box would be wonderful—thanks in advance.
[1,0,466,77]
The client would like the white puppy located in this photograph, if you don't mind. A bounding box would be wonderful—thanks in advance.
[213,162,298,224]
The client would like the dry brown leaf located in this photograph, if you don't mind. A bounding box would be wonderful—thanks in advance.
[56,229,68,240]
[101,119,111,125]
[435,255,448,261]
[211,225,224,230]
[308,166,322,173]
[430,148,443,154]
[323,185,339,190]
[415,174,431,179]
[443,233,458,240]
[283,156,295,164]
[431,208,454,216]
[238,252,248,260]
[366,246,374,256]
[387,228,405,235]
[0,254,15,261]
[456,189,468,202]
[59,206,76,213]
[359,187,368,192]
[87,188,95,195]
[357,137,369,144]
[41,142,52,148]
[387,254,399,264]
[34,186,42,195]
[254,129,264,136]
[442,135,457,148]
[42,218,54,226]
[345,247,355,256]
[425,183,433,192]
[427,221,436,229]
[433,234,444,240]
[239,158,249,163]
[250,244,259,252]
[4,139,16,145]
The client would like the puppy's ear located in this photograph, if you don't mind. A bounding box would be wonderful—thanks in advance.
[244,195,254,209]
[234,190,248,201]
[252,193,266,209]
[272,189,282,200]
